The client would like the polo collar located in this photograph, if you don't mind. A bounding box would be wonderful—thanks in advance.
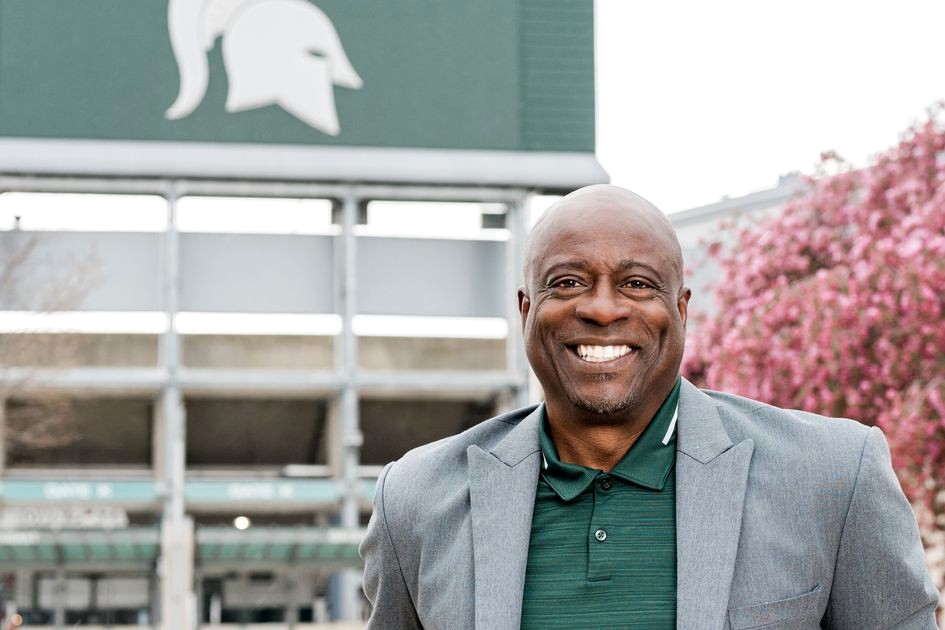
[539,376,681,501]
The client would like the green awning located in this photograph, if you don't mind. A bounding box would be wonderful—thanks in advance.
[0,526,366,570]
[197,527,365,569]
[0,527,159,569]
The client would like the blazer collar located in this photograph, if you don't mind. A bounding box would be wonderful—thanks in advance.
[467,404,543,630]
[490,403,543,466]
[675,378,755,629]
[676,378,734,463]
[492,379,733,465]
[490,379,732,466]
[491,380,720,466]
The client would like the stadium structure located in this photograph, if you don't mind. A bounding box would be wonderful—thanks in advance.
[0,1,606,627]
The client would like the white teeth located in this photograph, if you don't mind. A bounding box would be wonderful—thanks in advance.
[576,345,632,363]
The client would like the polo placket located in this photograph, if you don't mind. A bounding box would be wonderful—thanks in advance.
[520,376,681,629]
[587,473,617,582]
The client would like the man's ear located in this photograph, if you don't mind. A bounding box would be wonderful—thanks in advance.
[678,286,691,328]
[517,287,530,334]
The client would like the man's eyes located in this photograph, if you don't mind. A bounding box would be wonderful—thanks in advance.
[546,278,655,290]
[550,278,583,289]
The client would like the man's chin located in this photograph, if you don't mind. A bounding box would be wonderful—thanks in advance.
[567,391,640,419]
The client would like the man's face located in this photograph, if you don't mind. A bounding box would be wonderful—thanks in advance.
[519,200,689,420]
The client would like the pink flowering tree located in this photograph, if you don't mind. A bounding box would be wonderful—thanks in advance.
[684,106,945,572]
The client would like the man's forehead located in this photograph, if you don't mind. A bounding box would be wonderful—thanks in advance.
[532,187,671,240]
[531,206,674,258]
[547,186,663,220]
[524,185,683,282]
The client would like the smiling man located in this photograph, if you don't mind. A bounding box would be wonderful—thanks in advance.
[360,185,939,629]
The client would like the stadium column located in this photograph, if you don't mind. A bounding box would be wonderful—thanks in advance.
[333,192,363,620]
[0,395,5,473]
[285,571,301,627]
[159,185,195,630]
[506,194,532,408]
[53,567,66,627]
[13,571,30,617]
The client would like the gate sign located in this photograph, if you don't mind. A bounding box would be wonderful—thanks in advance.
[0,481,158,504]
[0,506,130,530]
[0,0,607,189]
[185,480,342,504]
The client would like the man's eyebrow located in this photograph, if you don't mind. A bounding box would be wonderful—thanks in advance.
[539,259,668,279]
[540,260,591,278]
[616,259,666,278]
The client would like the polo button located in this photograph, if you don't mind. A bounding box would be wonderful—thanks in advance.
[595,529,607,542]
[599,477,613,491]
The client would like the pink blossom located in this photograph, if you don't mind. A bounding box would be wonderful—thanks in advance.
[685,104,945,575]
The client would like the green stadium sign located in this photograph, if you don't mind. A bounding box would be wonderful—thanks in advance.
[0,0,606,188]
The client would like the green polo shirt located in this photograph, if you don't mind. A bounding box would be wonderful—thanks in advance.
[520,377,680,629]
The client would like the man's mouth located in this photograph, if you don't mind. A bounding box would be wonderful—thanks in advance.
[572,344,635,363]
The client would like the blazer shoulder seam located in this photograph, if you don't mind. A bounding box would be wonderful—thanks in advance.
[827,426,873,579]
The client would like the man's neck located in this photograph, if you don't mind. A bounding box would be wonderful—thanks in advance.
[544,404,659,472]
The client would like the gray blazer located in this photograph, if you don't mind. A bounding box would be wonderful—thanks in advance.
[361,379,940,629]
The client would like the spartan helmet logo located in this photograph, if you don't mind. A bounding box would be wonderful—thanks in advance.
[165,0,363,135]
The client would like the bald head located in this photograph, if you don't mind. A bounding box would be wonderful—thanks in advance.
[524,185,685,294]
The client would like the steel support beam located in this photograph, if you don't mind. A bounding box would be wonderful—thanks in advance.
[0,367,523,396]
[506,194,532,408]
[53,566,66,629]
[0,174,528,204]
[158,186,195,630]
[334,192,363,621]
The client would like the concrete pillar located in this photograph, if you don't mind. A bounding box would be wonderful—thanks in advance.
[149,571,160,629]
[506,197,531,409]
[193,569,203,629]
[53,567,66,629]
[153,393,165,486]
[13,570,31,608]
[158,189,195,630]
[0,396,6,474]
[88,574,98,613]
[157,380,194,629]
[284,572,300,629]
[325,399,342,479]
[236,573,250,625]
[313,595,328,623]
[333,193,362,621]
[208,593,222,627]
[160,515,194,630]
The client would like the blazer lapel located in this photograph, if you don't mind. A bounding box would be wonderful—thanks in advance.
[675,380,754,630]
[468,405,543,630]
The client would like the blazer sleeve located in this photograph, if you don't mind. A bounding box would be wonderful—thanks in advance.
[360,462,424,630]
[822,427,940,629]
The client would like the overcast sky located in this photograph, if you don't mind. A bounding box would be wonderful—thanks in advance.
[5,2,944,227]
[595,0,945,213]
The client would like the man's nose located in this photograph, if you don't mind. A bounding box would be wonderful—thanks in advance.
[574,283,631,327]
